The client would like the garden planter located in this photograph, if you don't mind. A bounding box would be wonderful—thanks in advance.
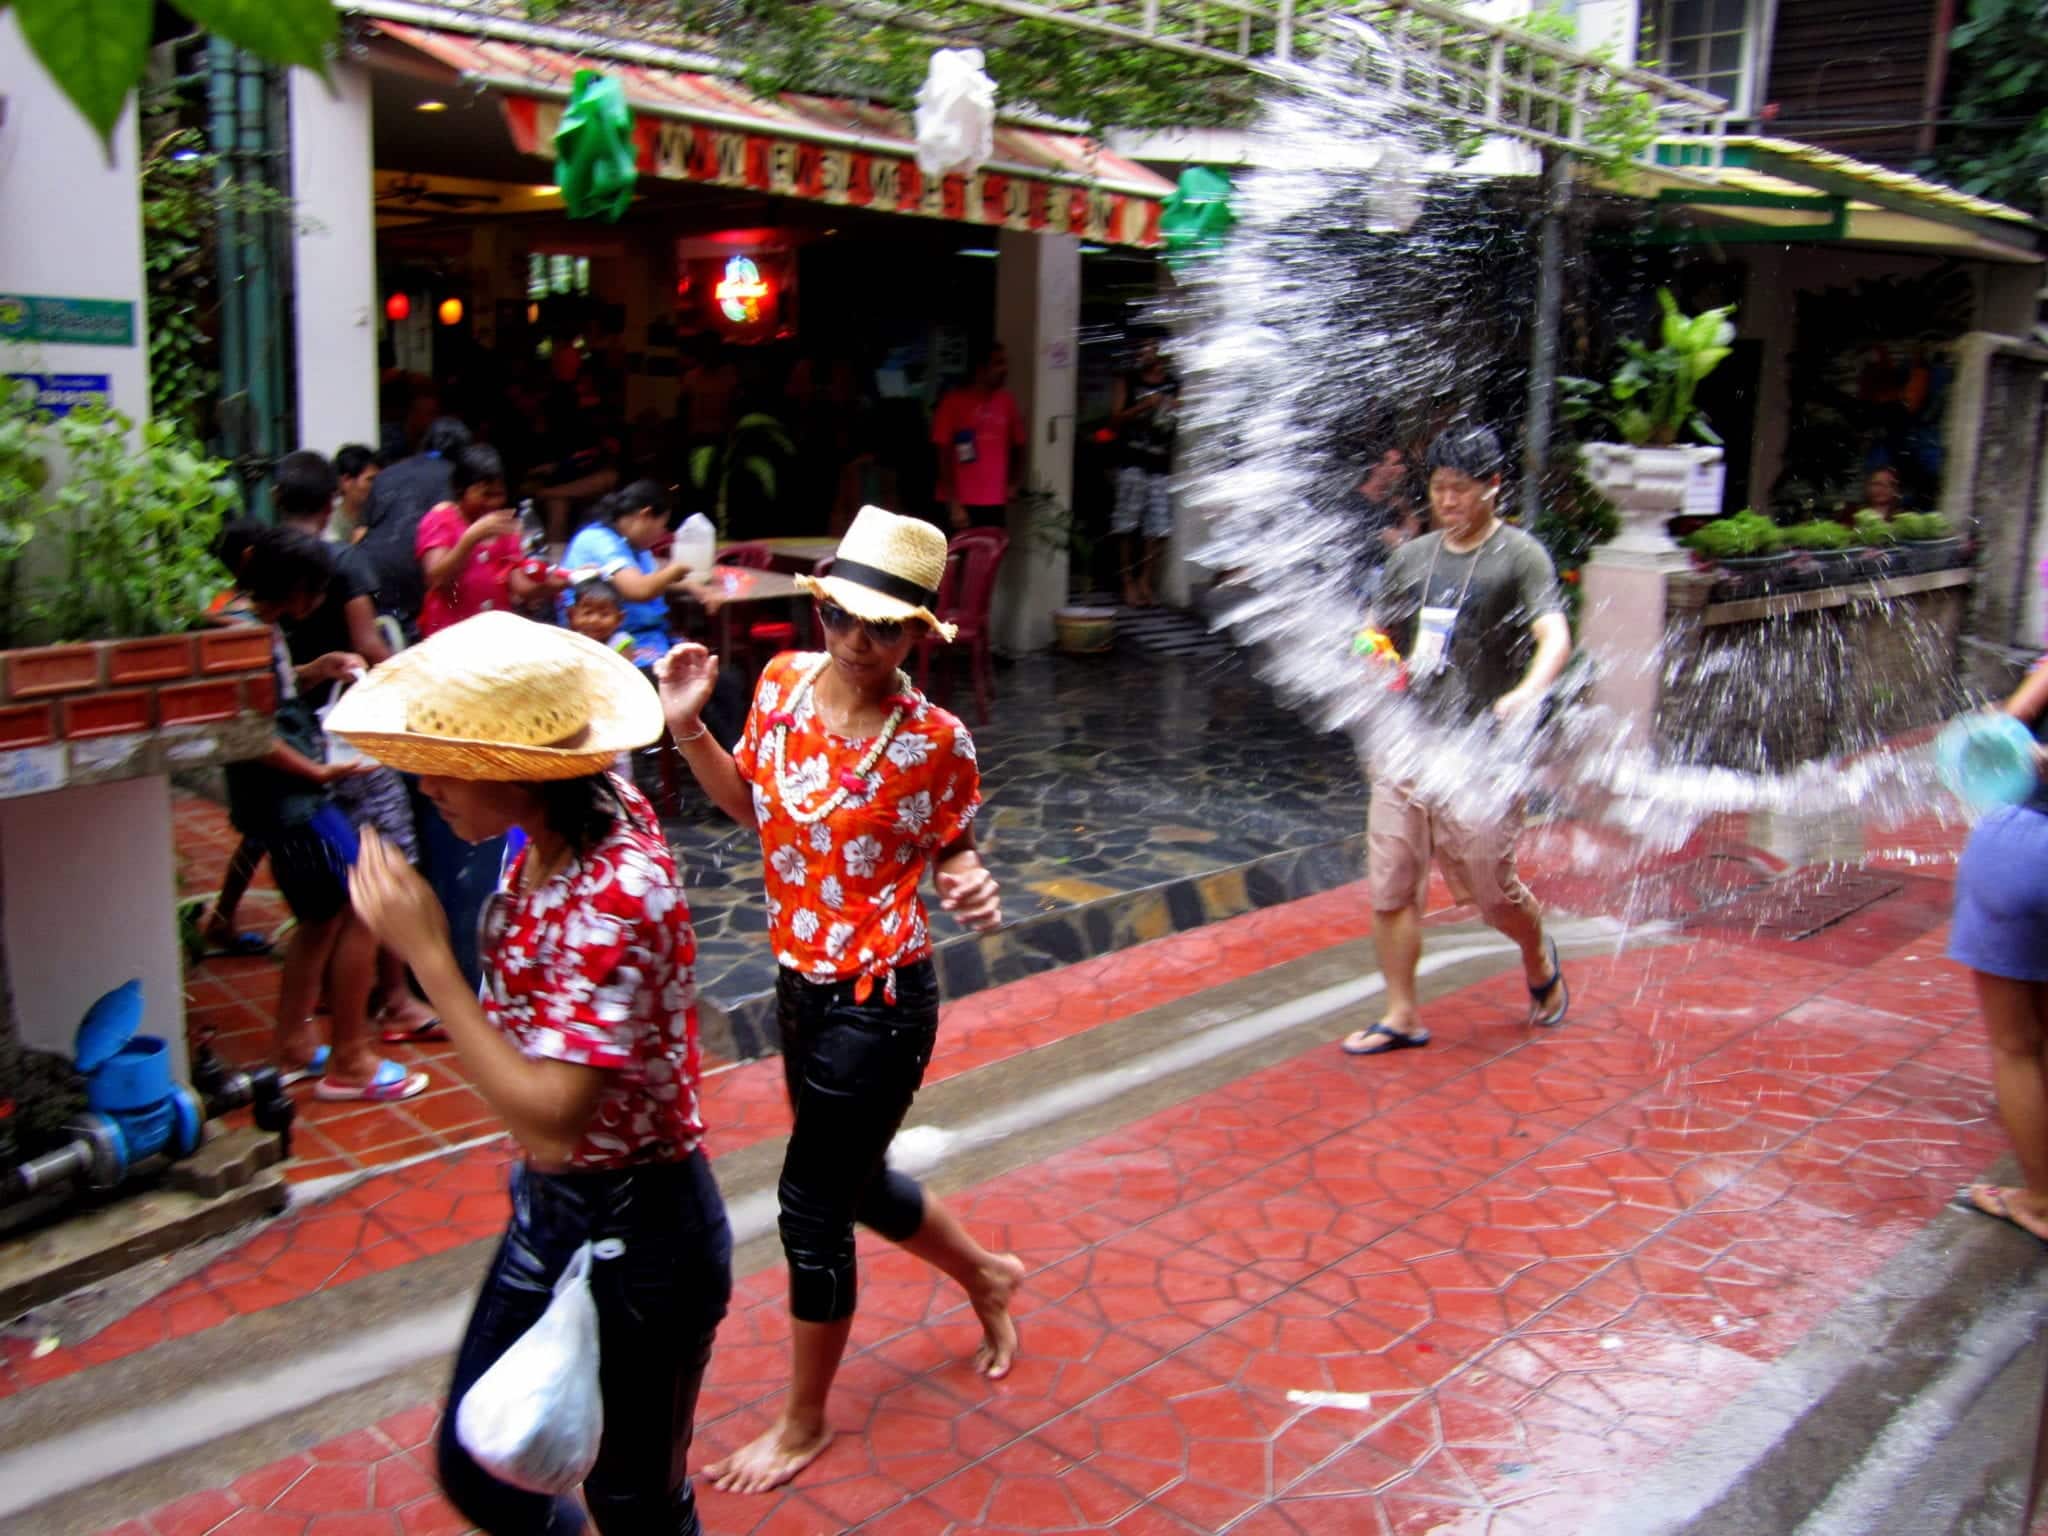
[1707,552,1794,601]
[1579,443,1724,559]
[1900,536,1966,575]
[1053,606,1117,655]
[1805,549,1877,586]
[0,623,278,797]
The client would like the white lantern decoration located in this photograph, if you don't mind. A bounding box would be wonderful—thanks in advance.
[914,48,997,180]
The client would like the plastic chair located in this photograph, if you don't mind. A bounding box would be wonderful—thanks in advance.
[916,530,1008,723]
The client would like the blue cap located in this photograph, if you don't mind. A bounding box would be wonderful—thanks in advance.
[1937,713,2039,811]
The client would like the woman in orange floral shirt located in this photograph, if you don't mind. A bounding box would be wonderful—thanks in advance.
[658,506,1017,1495]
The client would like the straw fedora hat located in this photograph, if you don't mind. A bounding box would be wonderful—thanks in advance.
[796,505,957,642]
[325,611,662,780]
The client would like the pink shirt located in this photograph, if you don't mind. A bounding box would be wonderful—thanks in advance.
[415,503,522,638]
[933,387,1024,508]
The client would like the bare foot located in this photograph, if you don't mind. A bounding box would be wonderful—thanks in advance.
[970,1252,1026,1379]
[1966,1183,2048,1242]
[704,1419,834,1495]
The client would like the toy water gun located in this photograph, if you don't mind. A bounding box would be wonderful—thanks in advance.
[520,557,570,587]
[1352,625,1407,690]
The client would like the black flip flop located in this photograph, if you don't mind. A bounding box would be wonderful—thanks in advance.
[1341,1022,1431,1056]
[1530,938,1568,1028]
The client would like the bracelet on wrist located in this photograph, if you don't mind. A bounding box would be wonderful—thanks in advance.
[671,722,708,744]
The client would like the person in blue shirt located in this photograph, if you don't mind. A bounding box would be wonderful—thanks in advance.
[561,479,698,659]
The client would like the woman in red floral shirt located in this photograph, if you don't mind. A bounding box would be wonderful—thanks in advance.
[658,506,1015,1495]
[335,611,731,1535]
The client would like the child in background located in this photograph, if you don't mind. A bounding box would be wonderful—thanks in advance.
[214,524,429,1104]
[565,576,643,660]
[561,479,696,659]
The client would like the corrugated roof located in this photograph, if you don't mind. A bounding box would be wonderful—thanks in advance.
[1677,135,2042,227]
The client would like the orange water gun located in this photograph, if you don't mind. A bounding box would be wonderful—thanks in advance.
[1352,625,1408,690]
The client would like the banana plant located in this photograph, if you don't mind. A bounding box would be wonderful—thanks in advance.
[687,412,796,538]
[1562,288,1736,448]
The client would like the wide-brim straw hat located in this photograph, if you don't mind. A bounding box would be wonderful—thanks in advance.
[325,611,662,780]
[795,504,958,642]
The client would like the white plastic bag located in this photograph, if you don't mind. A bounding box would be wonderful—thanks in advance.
[455,1242,604,1495]
[672,512,718,574]
[914,48,996,179]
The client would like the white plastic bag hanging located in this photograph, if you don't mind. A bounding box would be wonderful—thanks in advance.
[672,512,718,574]
[455,1242,604,1495]
[914,48,996,180]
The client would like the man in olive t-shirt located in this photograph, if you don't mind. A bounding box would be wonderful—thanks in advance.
[1341,425,1574,1059]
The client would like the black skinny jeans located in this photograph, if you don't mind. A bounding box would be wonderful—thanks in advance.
[439,1153,732,1536]
[776,959,940,1323]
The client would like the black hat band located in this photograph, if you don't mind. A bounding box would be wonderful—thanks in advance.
[828,558,938,610]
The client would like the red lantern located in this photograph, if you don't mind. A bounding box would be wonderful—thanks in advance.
[384,292,411,322]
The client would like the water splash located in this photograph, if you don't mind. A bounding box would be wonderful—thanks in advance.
[1167,24,1974,895]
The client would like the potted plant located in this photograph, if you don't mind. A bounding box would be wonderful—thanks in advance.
[1684,509,1789,597]
[0,383,276,777]
[1564,288,1736,557]
[685,411,795,538]
[1889,511,1964,574]
[1781,519,1870,586]
[1027,489,1115,654]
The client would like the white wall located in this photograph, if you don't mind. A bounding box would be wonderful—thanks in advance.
[0,12,152,421]
[1,779,188,1080]
[993,228,1081,651]
[289,64,380,454]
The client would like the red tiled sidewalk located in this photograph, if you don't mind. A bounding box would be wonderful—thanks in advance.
[5,859,1405,1401]
[91,817,1998,1535]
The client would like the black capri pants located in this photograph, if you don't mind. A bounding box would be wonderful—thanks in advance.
[775,959,940,1323]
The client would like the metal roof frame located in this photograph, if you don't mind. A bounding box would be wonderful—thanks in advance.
[345,0,1731,168]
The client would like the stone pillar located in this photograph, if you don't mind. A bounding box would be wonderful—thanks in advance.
[1578,443,1723,744]
[993,228,1080,653]
[0,26,188,1080]
[287,64,379,455]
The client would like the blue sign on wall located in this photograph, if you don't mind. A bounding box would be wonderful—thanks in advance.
[5,373,111,417]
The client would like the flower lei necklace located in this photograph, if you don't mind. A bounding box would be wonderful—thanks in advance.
[765,653,915,826]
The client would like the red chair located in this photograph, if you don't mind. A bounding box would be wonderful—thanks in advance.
[916,530,1008,723]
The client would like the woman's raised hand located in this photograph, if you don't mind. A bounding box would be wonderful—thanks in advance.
[349,826,452,972]
[656,643,720,736]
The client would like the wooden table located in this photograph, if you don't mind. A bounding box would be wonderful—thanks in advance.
[718,536,838,571]
[681,566,804,611]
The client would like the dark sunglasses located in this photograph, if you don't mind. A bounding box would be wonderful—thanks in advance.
[817,600,905,647]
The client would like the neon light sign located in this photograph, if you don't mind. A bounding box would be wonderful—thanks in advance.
[714,255,770,325]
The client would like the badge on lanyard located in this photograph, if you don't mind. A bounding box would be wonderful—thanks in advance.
[954,428,979,465]
[1410,605,1457,676]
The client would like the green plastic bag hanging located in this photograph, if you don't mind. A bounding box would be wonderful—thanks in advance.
[554,71,639,222]
[1158,166,1236,271]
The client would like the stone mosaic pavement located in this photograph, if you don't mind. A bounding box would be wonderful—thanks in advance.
[665,650,1369,1052]
[28,806,2033,1536]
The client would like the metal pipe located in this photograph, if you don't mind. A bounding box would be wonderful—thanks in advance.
[207,37,246,468]
[1522,146,1569,524]
[7,1141,89,1201]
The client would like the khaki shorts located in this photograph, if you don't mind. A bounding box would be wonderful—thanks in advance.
[1366,777,1534,923]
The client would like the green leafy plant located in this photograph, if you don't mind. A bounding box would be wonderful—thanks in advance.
[1782,520,1856,552]
[140,118,302,439]
[1852,509,1900,546]
[1927,0,2048,208]
[1562,288,1736,447]
[1024,484,1099,596]
[1891,511,1955,541]
[8,0,336,142]
[1685,509,1783,560]
[19,406,236,647]
[0,382,51,644]
[687,411,796,538]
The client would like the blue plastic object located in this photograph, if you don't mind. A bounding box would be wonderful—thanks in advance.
[309,803,361,866]
[1937,713,2040,811]
[73,979,145,1075]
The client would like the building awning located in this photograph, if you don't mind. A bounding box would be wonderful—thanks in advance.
[1602,136,2046,264]
[373,21,1174,249]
